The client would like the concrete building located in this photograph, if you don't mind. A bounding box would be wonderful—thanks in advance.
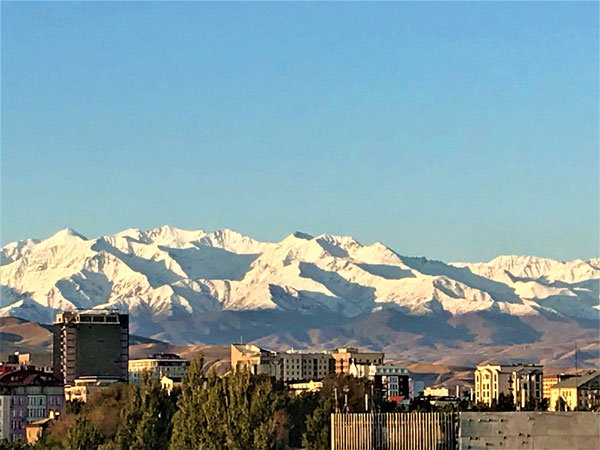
[331,347,384,374]
[64,376,120,403]
[230,344,334,382]
[0,369,64,442]
[474,363,543,409]
[128,353,190,385]
[549,371,600,411]
[53,310,129,385]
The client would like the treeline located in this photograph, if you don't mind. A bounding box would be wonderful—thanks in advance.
[0,356,376,450]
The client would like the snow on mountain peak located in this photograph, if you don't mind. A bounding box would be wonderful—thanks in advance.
[1,226,598,348]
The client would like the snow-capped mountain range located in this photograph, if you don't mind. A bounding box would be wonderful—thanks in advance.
[1,226,598,366]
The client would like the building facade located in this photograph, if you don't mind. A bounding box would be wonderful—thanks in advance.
[230,344,335,382]
[543,373,575,400]
[53,310,129,385]
[549,372,600,411]
[332,348,384,374]
[128,353,190,385]
[0,370,64,442]
[474,363,543,409]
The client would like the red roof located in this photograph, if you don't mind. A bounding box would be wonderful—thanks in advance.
[388,396,406,404]
[0,369,61,387]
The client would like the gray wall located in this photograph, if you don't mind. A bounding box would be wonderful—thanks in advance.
[459,412,600,450]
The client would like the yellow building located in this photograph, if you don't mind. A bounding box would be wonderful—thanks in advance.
[549,372,600,411]
[128,353,189,385]
[474,363,543,409]
[160,375,183,395]
[543,374,575,399]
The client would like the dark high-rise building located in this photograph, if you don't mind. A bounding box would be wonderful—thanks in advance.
[52,310,129,385]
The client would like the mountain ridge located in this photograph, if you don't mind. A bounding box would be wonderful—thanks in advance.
[1,226,598,366]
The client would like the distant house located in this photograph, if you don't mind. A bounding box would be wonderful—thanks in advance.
[549,372,600,411]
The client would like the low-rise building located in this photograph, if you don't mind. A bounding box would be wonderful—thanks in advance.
[474,363,543,409]
[64,376,120,403]
[0,369,64,442]
[24,411,60,444]
[549,372,600,411]
[128,353,190,385]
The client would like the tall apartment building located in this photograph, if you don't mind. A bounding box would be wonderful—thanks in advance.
[230,344,334,382]
[53,310,129,385]
[474,363,543,409]
[331,347,384,374]
[128,353,190,385]
[0,369,64,442]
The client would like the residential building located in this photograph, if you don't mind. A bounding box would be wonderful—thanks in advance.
[474,363,543,409]
[549,372,600,411]
[349,363,410,401]
[230,344,335,382]
[543,373,575,400]
[53,310,129,385]
[0,369,64,442]
[128,353,190,385]
[64,376,121,403]
[331,347,384,374]
[231,344,280,378]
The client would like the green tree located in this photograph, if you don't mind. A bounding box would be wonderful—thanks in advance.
[170,357,285,450]
[65,417,104,450]
[302,399,332,450]
[0,440,29,450]
[115,371,176,450]
[284,391,319,447]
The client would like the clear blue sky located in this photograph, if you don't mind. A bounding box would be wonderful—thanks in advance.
[1,2,598,262]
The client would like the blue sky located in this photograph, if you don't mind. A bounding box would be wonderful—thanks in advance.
[1,2,598,262]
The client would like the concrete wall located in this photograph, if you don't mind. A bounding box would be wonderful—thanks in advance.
[459,412,600,450]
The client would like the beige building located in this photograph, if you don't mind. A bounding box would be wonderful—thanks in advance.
[543,374,575,399]
[549,372,600,411]
[474,363,543,409]
[230,344,334,382]
[128,353,189,385]
[64,376,120,403]
[331,347,384,374]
